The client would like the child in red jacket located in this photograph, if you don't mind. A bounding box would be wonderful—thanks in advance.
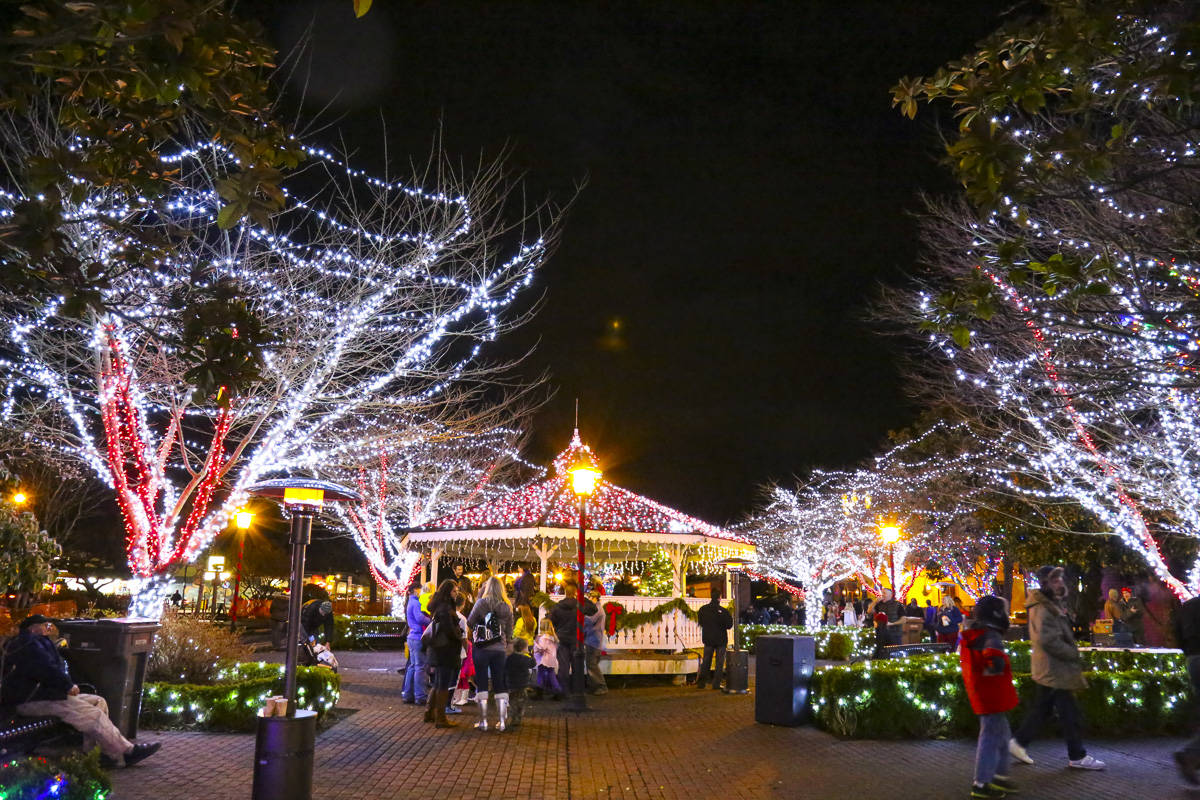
[960,595,1020,799]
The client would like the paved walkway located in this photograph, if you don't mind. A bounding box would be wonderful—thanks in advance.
[111,651,1195,799]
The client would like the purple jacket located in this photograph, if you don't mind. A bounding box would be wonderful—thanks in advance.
[406,594,430,637]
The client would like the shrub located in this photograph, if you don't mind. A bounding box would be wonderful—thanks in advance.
[141,662,341,731]
[147,610,256,684]
[0,750,111,800]
[810,650,1191,739]
[739,625,873,660]
[332,615,401,649]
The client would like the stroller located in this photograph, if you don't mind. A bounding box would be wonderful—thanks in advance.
[298,636,339,672]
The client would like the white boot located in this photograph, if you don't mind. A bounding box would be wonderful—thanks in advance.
[496,692,509,732]
[452,688,469,706]
[474,691,489,730]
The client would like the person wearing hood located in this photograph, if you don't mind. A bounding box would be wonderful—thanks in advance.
[1008,565,1106,771]
[960,595,1020,799]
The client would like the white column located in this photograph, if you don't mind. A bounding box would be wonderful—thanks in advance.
[533,539,559,621]
[430,547,441,586]
[668,545,687,598]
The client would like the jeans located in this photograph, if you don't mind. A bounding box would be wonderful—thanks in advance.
[1180,656,1200,760]
[974,712,1012,784]
[586,645,607,691]
[698,645,727,688]
[473,644,508,693]
[1014,684,1086,761]
[431,661,459,691]
[402,635,428,702]
[558,642,583,693]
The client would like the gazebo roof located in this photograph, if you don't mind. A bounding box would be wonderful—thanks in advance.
[414,431,751,545]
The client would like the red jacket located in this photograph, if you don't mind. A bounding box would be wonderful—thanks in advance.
[959,626,1018,715]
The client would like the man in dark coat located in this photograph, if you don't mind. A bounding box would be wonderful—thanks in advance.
[874,589,903,623]
[696,589,733,690]
[1174,594,1200,783]
[513,566,535,608]
[1,615,160,768]
[300,598,335,643]
[549,579,598,691]
[1121,587,1146,645]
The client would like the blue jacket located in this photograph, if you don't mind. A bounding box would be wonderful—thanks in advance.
[935,606,964,637]
[1,630,75,705]
[405,594,430,637]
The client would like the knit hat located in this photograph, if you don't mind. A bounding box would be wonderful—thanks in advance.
[1035,565,1064,588]
[973,595,1010,632]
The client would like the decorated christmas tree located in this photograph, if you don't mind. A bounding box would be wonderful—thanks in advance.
[638,548,675,596]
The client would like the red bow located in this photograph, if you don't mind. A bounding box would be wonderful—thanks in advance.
[603,601,624,636]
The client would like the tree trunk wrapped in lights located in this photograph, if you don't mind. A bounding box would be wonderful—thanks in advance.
[0,135,552,615]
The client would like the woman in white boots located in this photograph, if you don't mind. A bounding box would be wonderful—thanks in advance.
[467,576,515,731]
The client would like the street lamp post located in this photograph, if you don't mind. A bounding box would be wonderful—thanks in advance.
[567,460,600,713]
[717,556,751,694]
[230,509,254,632]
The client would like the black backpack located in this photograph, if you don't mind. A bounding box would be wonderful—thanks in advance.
[473,610,503,646]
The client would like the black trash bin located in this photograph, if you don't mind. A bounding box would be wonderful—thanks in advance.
[269,597,289,651]
[754,635,815,726]
[252,710,317,800]
[57,618,160,739]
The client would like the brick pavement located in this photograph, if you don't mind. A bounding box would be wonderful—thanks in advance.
[109,651,1195,800]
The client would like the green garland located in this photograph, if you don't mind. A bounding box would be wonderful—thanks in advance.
[529,593,733,633]
[141,663,341,731]
[0,750,110,800]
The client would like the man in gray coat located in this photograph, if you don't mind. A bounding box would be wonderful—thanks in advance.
[1008,565,1106,770]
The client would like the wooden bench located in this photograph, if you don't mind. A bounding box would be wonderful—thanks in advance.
[0,710,79,756]
[347,619,407,650]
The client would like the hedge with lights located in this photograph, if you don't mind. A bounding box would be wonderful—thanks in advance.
[140,663,341,731]
[0,750,110,800]
[332,615,401,650]
[810,650,1191,739]
[738,625,874,660]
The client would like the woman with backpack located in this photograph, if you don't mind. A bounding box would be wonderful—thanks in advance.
[467,576,515,731]
[423,580,464,728]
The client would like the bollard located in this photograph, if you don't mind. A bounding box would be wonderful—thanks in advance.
[251,709,317,800]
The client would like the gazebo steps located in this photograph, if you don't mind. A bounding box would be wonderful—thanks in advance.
[599,650,698,676]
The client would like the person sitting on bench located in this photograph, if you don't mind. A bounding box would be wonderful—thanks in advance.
[1,615,160,768]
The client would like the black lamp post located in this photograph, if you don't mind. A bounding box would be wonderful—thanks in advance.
[717,556,751,694]
[246,478,359,800]
[566,460,599,713]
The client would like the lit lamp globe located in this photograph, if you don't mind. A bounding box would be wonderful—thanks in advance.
[11,491,27,505]
[880,524,902,544]
[235,509,255,530]
[570,463,600,498]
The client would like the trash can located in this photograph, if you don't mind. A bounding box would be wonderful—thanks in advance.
[724,649,750,693]
[57,618,160,739]
[252,710,317,800]
[754,635,815,726]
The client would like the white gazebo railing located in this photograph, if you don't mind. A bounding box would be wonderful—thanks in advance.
[602,596,708,653]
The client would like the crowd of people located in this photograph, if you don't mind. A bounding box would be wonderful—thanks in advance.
[400,565,608,731]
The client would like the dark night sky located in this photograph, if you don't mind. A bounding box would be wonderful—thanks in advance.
[252,0,1014,526]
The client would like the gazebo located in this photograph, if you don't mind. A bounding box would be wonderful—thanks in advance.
[402,431,756,661]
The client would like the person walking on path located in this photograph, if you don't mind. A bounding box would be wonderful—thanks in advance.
[423,580,464,728]
[1,615,161,768]
[696,589,733,690]
[1121,587,1145,645]
[1009,565,1106,771]
[402,583,430,705]
[1173,594,1200,783]
[960,596,1021,799]
[467,576,514,731]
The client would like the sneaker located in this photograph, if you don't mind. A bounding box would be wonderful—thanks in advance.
[444,705,462,715]
[1068,755,1106,770]
[1008,739,1034,765]
[401,697,415,704]
[969,783,1005,799]
[1176,750,1200,785]
[124,742,161,767]
[990,776,1018,793]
